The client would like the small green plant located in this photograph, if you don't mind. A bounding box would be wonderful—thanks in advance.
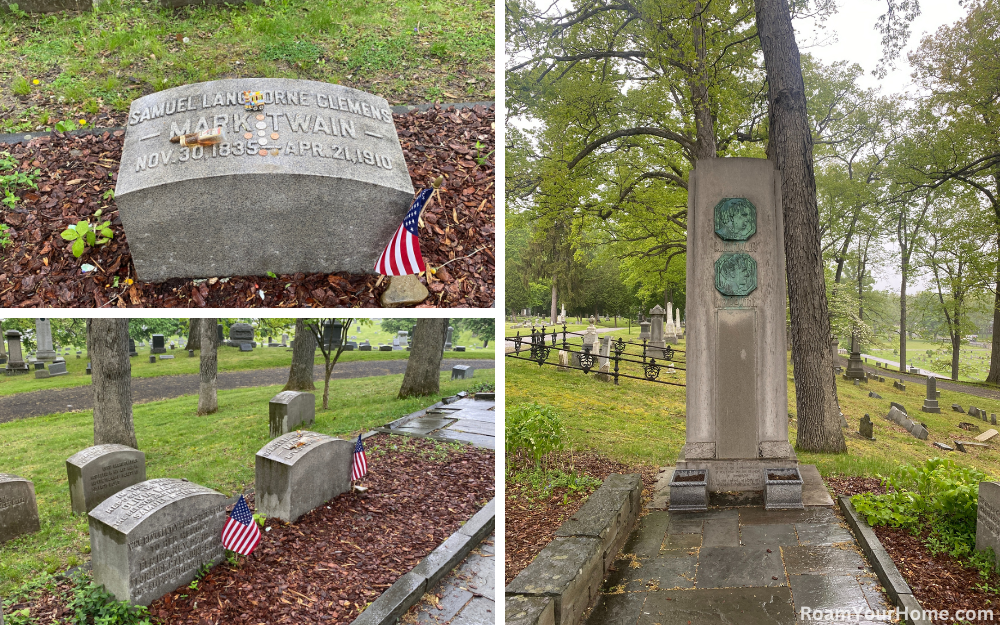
[54,119,78,133]
[266,271,277,278]
[474,140,493,166]
[12,76,30,96]
[66,575,152,624]
[506,402,565,465]
[253,512,267,528]
[188,579,199,590]
[0,224,11,250]
[103,188,115,201]
[61,209,113,257]
[466,381,495,393]
[225,549,240,567]
[429,41,448,57]
[0,151,40,209]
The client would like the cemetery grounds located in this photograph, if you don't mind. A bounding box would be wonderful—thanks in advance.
[0,365,495,623]
[505,338,1000,618]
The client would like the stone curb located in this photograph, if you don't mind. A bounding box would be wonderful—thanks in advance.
[0,102,495,146]
[349,497,495,625]
[838,496,929,625]
[505,474,642,625]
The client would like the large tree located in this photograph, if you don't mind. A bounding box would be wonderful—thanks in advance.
[88,318,137,448]
[197,317,218,415]
[283,318,316,391]
[186,318,202,351]
[399,319,449,398]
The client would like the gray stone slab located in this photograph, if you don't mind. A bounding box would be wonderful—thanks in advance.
[640,587,795,624]
[395,417,457,436]
[353,571,426,625]
[695,547,785,588]
[788,573,870,615]
[702,515,740,548]
[506,595,555,625]
[740,523,798,548]
[433,430,494,449]
[615,550,698,592]
[451,365,474,380]
[976,482,1000,567]
[793,521,853,546]
[781,545,866,575]
[158,355,175,360]
[411,532,473,590]
[254,430,352,523]
[505,536,603,625]
[663,533,702,549]
[447,596,494,625]
[268,391,315,438]
[739,506,836,526]
[88,478,227,606]
[446,420,496,437]
[798,464,835,507]
[0,473,40,545]
[583,591,645,625]
[115,79,413,281]
[666,515,705,535]
[66,444,146,515]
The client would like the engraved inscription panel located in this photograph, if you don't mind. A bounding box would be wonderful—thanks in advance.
[715,253,758,297]
[716,309,758,459]
[257,430,330,464]
[977,482,1000,565]
[714,198,757,241]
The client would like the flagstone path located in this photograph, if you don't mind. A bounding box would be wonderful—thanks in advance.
[412,532,496,624]
[389,395,496,449]
[0,359,494,423]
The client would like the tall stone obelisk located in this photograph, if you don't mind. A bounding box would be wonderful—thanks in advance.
[35,318,57,362]
[677,158,796,492]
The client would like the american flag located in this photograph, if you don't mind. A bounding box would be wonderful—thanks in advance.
[221,495,261,556]
[352,434,368,481]
[374,189,433,276]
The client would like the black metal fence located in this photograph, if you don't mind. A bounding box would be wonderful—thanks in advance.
[505,323,686,387]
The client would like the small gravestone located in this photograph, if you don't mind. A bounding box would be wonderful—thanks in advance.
[86,362,92,375]
[151,335,166,354]
[89,479,227,606]
[890,402,907,415]
[859,415,874,440]
[49,362,68,376]
[391,337,402,351]
[444,326,454,350]
[868,391,882,399]
[933,442,954,451]
[217,324,225,342]
[893,380,906,391]
[908,422,929,440]
[922,377,940,413]
[76,350,82,359]
[281,334,288,346]
[853,379,859,386]
[188,349,195,357]
[379,345,392,351]
[955,441,967,453]
[970,406,981,419]
[149,356,156,363]
[128,338,138,357]
[169,342,175,350]
[975,429,998,443]
[4,331,29,375]
[454,346,466,352]
[360,344,372,352]
[239,343,253,352]
[66,445,146,514]
[451,365,473,380]
[993,414,997,426]
[953,404,965,413]
[255,431,353,523]
[976,483,1000,567]
[0,474,41,544]
[268,391,315,438]
[159,355,175,360]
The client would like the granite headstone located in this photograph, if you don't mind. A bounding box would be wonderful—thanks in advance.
[255,431,353,523]
[976,482,1000,567]
[66,444,147,514]
[0,474,41,544]
[151,335,166,354]
[268,391,315,438]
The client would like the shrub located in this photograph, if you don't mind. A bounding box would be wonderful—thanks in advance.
[506,402,565,464]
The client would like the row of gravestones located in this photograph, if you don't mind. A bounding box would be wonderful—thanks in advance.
[0,390,352,609]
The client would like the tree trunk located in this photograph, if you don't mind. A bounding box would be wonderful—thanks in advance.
[550,280,557,325]
[899,262,908,373]
[186,318,202,351]
[754,0,846,453]
[988,241,1000,384]
[283,318,316,391]
[952,331,961,381]
[88,318,137,448]
[319,320,352,411]
[197,317,218,415]
[399,319,448,398]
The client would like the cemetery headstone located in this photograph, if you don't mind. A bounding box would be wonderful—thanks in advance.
[159,355,175,360]
[921,376,940,413]
[890,402,907,415]
[953,404,965,413]
[397,331,408,349]
[35,318,57,362]
[0,474,41,544]
[975,429,998,443]
[454,346,466,352]
[844,333,866,380]
[86,362,92,375]
[151,335,166,354]
[188,349,195,357]
[149,356,156,364]
[0,330,6,365]
[976,482,1000,567]
[676,158,798,492]
[229,323,254,348]
[66,445,147,514]
[648,305,666,353]
[115,79,414,281]
[239,343,253,352]
[859,414,874,440]
[4,331,29,374]
[268,391,315,438]
[360,344,372,352]
[255,431,353,523]
[557,350,569,372]
[379,345,392,351]
[638,320,651,341]
[217,324,225,342]
[88,479,227,605]
[128,338,138,357]
[868,391,882,399]
[451,365,473,380]
[392,337,401,351]
[444,326,454,350]
[281,333,288,346]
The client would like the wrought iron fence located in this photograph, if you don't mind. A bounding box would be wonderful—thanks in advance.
[505,323,686,387]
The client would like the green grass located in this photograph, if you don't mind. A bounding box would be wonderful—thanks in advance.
[0,369,490,597]
[506,348,1000,480]
[865,338,996,383]
[506,319,650,336]
[0,0,494,132]
[0,343,494,396]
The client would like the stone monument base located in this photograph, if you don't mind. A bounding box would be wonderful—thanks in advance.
[676,455,798,492]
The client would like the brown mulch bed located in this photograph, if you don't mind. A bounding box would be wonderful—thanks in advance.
[0,105,494,308]
[825,475,888,497]
[504,451,658,585]
[6,435,494,624]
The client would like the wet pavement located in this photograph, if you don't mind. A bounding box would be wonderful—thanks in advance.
[393,396,496,450]
[586,506,893,624]
[412,533,495,624]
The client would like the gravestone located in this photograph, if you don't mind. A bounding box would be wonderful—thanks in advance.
[87,362,92,374]
[128,338,138,357]
[638,320,651,341]
[0,474,41,544]
[582,316,599,353]
[921,376,940,413]
[454,346,466,352]
[4,331,29,375]
[392,337,402,351]
[859,414,874,440]
[188,349,195,357]
[35,318,57,362]
[66,445,147,514]
[868,391,882,399]
[149,356,156,363]
[268,391,315,438]
[648,305,666,354]
[397,331,409,349]
[360,344,372,352]
[229,323,254,348]
[159,355,175,360]
[217,324,224,342]
[844,333,866,380]
[976,482,1000,567]
[0,329,6,365]
[451,365,473,380]
[281,334,288,346]
[444,326,454,350]
[890,402,907,415]
[377,344,390,351]
[115,79,414,281]
[239,343,253,352]
[151,335,166,354]
[88,479,227,606]
[255,431,353,523]
[676,158,797,492]
[664,301,678,344]
[953,404,965,413]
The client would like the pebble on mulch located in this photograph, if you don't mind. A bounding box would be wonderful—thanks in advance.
[505,451,658,585]
[4,435,494,624]
[0,105,494,308]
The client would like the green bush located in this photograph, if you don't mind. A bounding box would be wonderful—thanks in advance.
[506,402,565,463]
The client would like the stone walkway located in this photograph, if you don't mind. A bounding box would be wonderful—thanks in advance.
[586,503,892,624]
[391,396,496,449]
[412,533,496,624]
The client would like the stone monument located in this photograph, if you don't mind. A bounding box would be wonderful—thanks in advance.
[859,414,874,440]
[35,318,57,362]
[150,334,166,354]
[229,323,255,348]
[88,479,227,606]
[268,391,315,438]
[3,331,29,375]
[114,79,414,281]
[648,305,666,356]
[0,474,41,544]
[676,159,797,492]
[255,431,353,523]
[844,333,866,380]
[444,326,454,350]
[921,376,941,413]
[66,444,147,514]
[582,316,599,353]
[664,302,678,344]
[451,365,473,380]
[976,482,1000,567]
[638,319,651,341]
[0,330,6,365]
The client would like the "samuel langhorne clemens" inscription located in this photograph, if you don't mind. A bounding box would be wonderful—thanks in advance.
[115,78,416,282]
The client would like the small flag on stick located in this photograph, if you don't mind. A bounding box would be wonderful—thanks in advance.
[352,434,368,481]
[375,189,433,276]
[221,494,261,556]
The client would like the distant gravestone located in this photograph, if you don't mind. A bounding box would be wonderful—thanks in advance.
[379,345,392,351]
[66,445,146,515]
[159,355,175,360]
[953,404,965,413]
[890,402,907,415]
[268,391,315,438]
[0,474,41,545]
[922,377,940,413]
[151,335,166,354]
[35,318,57,362]
[454,346,466,352]
[977,482,1000,568]
[868,391,882,399]
[217,324,224,342]
[360,344,372,352]
[229,323,254,348]
[859,414,874,440]
[86,362,92,375]
[4,330,29,375]
[255,431,353,523]
[128,338,138,357]
[89,479,227,606]
[239,343,253,352]
[149,356,156,364]
[444,326,454,350]
[115,79,414,282]
[188,349,195,357]
[281,334,288,346]
[451,365,473,380]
